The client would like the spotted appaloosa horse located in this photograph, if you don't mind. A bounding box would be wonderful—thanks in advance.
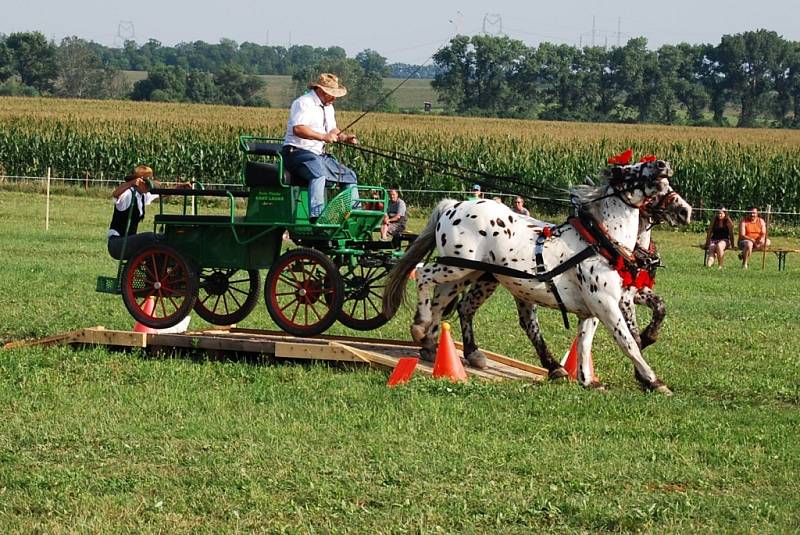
[382,159,691,394]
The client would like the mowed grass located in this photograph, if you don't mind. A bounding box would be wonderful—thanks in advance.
[1,189,799,533]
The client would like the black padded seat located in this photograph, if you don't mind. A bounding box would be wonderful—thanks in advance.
[244,161,294,187]
[244,142,282,156]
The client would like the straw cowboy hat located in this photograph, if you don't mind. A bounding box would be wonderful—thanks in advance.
[307,73,348,98]
[132,165,154,179]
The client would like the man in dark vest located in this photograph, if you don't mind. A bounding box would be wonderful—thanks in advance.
[107,165,189,259]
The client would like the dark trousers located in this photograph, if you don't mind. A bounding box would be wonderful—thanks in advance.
[107,232,160,260]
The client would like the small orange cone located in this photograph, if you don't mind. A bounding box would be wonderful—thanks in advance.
[387,357,419,386]
[133,296,158,334]
[432,322,468,383]
[560,335,597,381]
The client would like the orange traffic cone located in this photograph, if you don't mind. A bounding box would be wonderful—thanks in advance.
[560,335,597,382]
[387,357,419,387]
[432,322,468,383]
[133,296,158,334]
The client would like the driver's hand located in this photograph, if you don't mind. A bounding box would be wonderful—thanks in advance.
[322,132,338,143]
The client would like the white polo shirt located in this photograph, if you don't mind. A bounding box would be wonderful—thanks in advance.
[283,90,337,155]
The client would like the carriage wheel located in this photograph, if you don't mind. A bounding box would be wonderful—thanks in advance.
[264,248,343,336]
[121,245,197,329]
[194,268,260,326]
[336,260,391,331]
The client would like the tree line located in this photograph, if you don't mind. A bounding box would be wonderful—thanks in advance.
[3,29,800,127]
[0,32,393,108]
[432,31,800,128]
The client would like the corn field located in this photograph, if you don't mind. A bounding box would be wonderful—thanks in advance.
[3,96,800,212]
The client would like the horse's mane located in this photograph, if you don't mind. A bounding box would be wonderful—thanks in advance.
[570,182,610,204]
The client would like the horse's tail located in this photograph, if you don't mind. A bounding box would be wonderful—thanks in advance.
[382,198,456,318]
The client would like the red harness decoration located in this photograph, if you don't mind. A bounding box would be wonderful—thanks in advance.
[569,214,647,290]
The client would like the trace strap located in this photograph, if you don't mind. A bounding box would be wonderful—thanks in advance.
[436,245,597,329]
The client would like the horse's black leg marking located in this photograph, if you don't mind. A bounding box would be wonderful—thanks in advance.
[619,289,642,349]
[457,276,498,369]
[635,288,666,349]
[514,298,568,380]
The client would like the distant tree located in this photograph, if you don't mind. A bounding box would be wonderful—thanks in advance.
[56,36,122,99]
[0,76,39,96]
[185,69,219,103]
[352,49,392,111]
[672,43,709,123]
[213,64,267,106]
[0,39,14,82]
[130,65,187,101]
[716,29,790,127]
[527,43,579,120]
[431,35,473,112]
[4,32,58,92]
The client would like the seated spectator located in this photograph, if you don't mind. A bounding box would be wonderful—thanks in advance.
[492,196,504,204]
[381,188,407,241]
[738,206,771,270]
[363,189,384,211]
[469,184,483,199]
[704,207,735,269]
[511,195,530,216]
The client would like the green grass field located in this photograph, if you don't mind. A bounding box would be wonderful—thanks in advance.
[1,189,799,533]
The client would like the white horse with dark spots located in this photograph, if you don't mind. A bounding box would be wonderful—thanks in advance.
[382,159,691,394]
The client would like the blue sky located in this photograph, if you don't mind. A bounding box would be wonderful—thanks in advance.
[3,1,799,63]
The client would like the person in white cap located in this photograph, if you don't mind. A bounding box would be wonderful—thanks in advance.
[282,73,360,222]
[469,184,483,200]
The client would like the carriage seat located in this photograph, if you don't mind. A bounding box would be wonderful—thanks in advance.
[244,142,282,157]
[244,161,295,188]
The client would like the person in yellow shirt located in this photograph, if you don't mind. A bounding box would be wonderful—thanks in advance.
[738,206,771,269]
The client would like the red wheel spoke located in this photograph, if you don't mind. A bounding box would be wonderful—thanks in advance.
[278,273,301,288]
[280,298,298,313]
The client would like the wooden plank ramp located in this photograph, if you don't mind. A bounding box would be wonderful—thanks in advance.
[2,326,547,382]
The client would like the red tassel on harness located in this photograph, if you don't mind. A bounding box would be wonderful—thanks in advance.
[635,270,655,289]
[542,225,552,239]
[607,148,633,165]
[639,154,657,163]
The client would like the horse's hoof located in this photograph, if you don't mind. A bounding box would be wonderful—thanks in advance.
[410,324,427,342]
[548,367,569,381]
[465,350,488,370]
[585,380,607,391]
[418,347,435,363]
[644,379,673,396]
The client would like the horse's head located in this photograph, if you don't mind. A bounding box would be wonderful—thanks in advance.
[603,160,690,224]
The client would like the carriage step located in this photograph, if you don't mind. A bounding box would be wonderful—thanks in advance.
[95,275,121,294]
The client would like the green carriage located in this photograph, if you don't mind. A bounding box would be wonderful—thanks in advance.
[97,136,410,336]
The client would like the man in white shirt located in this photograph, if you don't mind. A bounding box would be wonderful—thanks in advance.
[282,73,359,222]
[107,165,189,259]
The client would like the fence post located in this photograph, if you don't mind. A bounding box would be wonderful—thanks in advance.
[761,204,771,270]
[45,167,51,231]
[84,171,89,192]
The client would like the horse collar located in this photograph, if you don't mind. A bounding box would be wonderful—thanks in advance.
[571,209,649,289]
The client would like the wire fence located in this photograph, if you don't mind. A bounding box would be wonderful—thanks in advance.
[4,172,800,231]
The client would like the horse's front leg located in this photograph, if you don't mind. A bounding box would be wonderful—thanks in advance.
[619,287,642,349]
[515,298,569,380]
[635,287,666,349]
[587,292,672,395]
[575,317,603,389]
[456,275,498,369]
